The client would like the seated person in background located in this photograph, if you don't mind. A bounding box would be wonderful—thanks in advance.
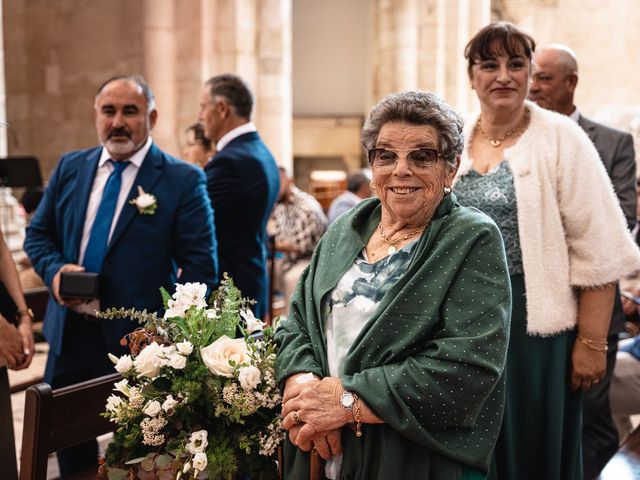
[270,167,327,315]
[17,187,45,290]
[612,284,640,443]
[0,186,26,264]
[0,229,34,370]
[327,169,372,224]
[183,123,214,168]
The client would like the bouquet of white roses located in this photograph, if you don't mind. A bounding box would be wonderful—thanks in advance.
[98,276,283,480]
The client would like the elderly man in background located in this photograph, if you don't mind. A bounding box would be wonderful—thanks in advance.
[199,74,279,320]
[25,75,218,477]
[270,167,327,316]
[530,44,638,478]
[327,169,372,224]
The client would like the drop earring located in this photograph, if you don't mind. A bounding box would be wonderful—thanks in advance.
[443,186,451,195]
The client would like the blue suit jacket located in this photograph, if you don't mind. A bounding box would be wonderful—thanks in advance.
[24,143,218,356]
[205,131,279,318]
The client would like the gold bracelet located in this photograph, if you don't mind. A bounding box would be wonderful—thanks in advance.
[16,308,34,322]
[577,335,608,352]
[353,394,363,438]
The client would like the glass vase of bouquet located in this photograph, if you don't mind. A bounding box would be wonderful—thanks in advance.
[97,276,284,480]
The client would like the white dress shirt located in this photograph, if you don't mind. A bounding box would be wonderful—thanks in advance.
[569,107,580,123]
[77,137,152,265]
[215,122,257,152]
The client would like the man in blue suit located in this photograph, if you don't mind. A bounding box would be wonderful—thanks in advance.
[24,75,218,477]
[198,74,279,319]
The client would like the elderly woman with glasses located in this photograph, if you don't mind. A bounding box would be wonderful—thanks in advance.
[276,91,511,479]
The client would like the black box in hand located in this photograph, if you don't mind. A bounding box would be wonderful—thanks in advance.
[59,272,99,299]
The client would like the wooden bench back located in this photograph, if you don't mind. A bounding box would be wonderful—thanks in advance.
[0,366,18,480]
[19,373,120,480]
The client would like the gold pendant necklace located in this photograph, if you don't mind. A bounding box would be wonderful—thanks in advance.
[377,223,425,256]
[477,108,530,148]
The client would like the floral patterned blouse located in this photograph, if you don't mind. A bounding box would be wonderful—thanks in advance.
[325,241,417,377]
[454,161,523,275]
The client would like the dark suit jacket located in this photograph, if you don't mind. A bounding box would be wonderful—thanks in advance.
[579,115,637,229]
[24,143,218,356]
[205,131,279,319]
[579,114,637,334]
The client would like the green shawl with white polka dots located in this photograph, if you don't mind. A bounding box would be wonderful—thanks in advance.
[275,194,511,479]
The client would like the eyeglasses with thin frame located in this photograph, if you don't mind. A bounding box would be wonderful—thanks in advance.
[367,148,441,173]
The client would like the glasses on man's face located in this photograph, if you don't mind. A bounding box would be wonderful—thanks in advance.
[367,148,441,173]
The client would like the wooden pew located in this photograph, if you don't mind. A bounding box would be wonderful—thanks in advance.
[598,423,640,479]
[23,287,49,326]
[19,373,120,480]
[0,366,19,480]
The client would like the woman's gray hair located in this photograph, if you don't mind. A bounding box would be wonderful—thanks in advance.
[362,91,464,167]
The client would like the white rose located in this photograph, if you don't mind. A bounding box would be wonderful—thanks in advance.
[240,309,265,333]
[162,394,178,413]
[238,365,262,390]
[114,355,134,374]
[135,192,156,208]
[113,378,130,396]
[143,400,162,417]
[200,336,249,377]
[106,394,125,413]
[192,452,208,472]
[134,342,165,378]
[174,283,208,310]
[176,341,193,355]
[164,298,188,319]
[186,430,208,454]
[162,344,177,355]
[168,353,187,369]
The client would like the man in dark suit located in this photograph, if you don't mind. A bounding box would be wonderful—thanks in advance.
[198,74,279,320]
[530,44,637,478]
[24,75,218,476]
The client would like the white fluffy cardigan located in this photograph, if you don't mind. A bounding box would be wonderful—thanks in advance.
[454,101,640,336]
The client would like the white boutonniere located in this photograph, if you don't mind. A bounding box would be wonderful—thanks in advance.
[129,186,157,215]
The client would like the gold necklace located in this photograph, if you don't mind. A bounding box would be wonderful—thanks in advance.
[477,108,530,148]
[377,223,425,255]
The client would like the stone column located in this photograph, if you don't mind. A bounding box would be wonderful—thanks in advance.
[143,0,179,154]
[0,0,7,156]
[199,0,292,170]
[371,0,489,113]
[255,0,292,170]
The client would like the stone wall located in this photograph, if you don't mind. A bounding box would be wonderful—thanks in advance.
[497,0,640,132]
[3,0,292,178]
[3,0,145,177]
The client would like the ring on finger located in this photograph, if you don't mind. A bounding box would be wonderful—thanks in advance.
[293,410,301,425]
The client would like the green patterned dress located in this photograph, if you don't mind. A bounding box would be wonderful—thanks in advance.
[455,161,583,480]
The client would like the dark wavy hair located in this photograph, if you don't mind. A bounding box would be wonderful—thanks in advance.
[464,22,536,75]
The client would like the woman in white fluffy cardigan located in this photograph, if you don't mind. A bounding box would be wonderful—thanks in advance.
[454,22,640,480]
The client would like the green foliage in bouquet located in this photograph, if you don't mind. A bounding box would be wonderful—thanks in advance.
[98,276,283,480]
